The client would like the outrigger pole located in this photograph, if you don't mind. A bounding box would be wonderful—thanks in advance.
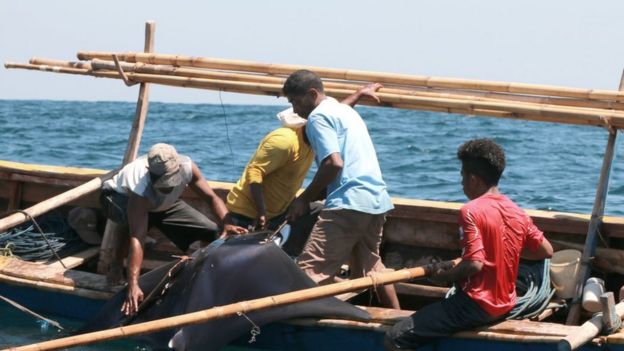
[4,263,432,351]
[564,72,623,326]
[96,20,156,284]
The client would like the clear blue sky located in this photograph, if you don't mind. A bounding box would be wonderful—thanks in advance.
[2,1,624,105]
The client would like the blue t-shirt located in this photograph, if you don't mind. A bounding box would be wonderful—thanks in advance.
[305,97,393,214]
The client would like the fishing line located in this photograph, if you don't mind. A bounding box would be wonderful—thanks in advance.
[218,90,236,173]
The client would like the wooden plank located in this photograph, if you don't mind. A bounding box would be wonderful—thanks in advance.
[7,180,23,210]
[44,247,100,270]
[0,256,117,293]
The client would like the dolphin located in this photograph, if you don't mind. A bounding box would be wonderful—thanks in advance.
[81,232,370,350]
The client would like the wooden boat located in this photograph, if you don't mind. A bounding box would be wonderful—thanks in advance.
[3,20,624,351]
[1,159,624,350]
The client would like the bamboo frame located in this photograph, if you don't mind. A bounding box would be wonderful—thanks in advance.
[565,71,624,326]
[559,302,624,350]
[6,62,624,129]
[5,264,430,351]
[0,169,117,233]
[76,51,624,102]
[82,58,624,111]
[97,21,156,281]
[29,57,624,111]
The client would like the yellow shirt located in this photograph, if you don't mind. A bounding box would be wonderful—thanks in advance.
[227,127,314,219]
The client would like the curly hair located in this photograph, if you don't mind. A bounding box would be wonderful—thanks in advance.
[457,138,506,186]
[282,70,324,96]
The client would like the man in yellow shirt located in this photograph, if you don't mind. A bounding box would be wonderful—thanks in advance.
[225,84,382,255]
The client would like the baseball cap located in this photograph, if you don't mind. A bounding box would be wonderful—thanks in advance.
[147,143,182,189]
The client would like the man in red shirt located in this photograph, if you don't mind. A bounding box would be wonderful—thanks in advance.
[384,138,553,350]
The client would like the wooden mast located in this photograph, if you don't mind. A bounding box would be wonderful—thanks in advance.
[565,71,623,325]
[97,21,156,283]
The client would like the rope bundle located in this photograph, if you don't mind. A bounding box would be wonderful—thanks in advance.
[0,213,81,261]
[445,259,555,320]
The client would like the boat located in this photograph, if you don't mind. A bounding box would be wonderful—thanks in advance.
[2,20,624,351]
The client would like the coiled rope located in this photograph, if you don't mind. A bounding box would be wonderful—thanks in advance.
[0,211,81,264]
[445,259,556,320]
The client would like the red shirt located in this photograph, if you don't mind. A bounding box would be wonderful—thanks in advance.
[458,193,544,317]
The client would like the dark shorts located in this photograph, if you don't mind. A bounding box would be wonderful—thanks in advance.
[229,201,322,257]
[385,289,501,350]
[100,189,219,251]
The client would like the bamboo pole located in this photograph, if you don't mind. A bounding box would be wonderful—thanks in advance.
[7,62,624,128]
[4,264,431,351]
[565,71,623,326]
[97,20,156,283]
[85,58,624,111]
[0,169,117,233]
[76,51,624,102]
[29,56,624,111]
[559,301,624,350]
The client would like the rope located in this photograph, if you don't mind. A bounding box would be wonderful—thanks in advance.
[506,259,554,320]
[237,311,261,343]
[445,259,555,320]
[0,294,64,330]
[0,211,80,265]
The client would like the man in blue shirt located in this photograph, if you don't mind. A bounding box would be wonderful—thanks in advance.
[284,70,399,309]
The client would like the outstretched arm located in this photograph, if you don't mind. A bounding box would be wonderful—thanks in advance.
[288,152,343,221]
[122,192,150,316]
[430,258,481,284]
[188,162,247,237]
[340,83,383,107]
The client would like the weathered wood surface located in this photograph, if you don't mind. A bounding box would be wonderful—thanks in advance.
[44,247,100,270]
[0,255,118,299]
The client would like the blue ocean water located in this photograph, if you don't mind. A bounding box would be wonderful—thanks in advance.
[1,99,624,349]
[1,99,623,215]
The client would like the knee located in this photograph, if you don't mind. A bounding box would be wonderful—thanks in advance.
[383,318,420,351]
[383,334,402,351]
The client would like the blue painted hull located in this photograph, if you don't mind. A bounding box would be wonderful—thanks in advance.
[0,282,618,351]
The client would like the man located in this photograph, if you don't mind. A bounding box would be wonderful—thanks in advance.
[100,143,247,315]
[225,84,382,256]
[283,70,400,309]
[384,138,554,350]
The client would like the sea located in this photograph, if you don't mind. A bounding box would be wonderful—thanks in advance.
[1,99,624,349]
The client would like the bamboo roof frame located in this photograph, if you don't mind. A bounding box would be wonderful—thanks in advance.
[4,60,624,129]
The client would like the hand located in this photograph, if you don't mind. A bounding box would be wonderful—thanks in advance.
[121,282,144,316]
[428,260,456,278]
[287,197,308,222]
[358,83,383,104]
[219,223,248,239]
[253,214,268,231]
[619,285,624,302]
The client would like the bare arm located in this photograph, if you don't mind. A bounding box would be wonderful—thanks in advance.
[340,83,383,107]
[287,153,343,221]
[431,258,482,284]
[521,238,554,260]
[188,162,247,236]
[249,183,267,229]
[121,192,150,315]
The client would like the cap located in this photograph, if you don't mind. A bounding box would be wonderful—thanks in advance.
[147,143,182,189]
[68,207,101,245]
[276,108,307,128]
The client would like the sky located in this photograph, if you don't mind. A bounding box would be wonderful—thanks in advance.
[2,1,624,105]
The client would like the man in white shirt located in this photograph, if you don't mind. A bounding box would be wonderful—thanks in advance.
[101,143,246,315]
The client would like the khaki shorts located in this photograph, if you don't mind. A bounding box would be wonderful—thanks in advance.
[297,209,387,285]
